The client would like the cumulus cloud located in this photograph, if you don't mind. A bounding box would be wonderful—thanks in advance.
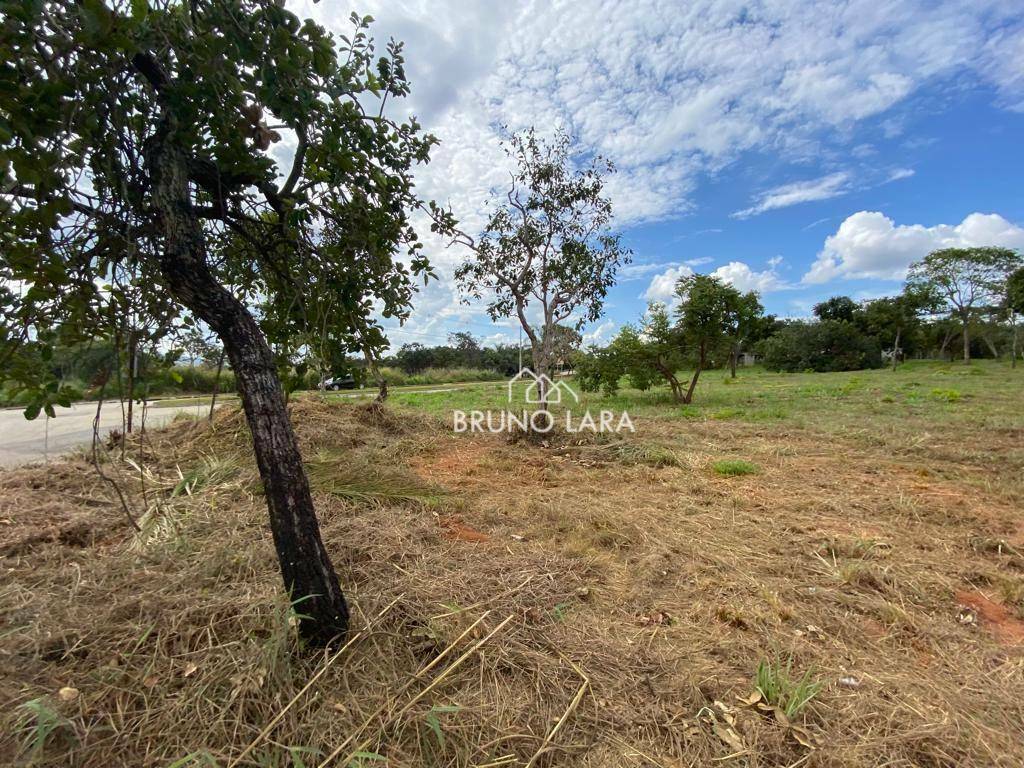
[803,211,1024,283]
[295,0,1024,231]
[732,172,850,219]
[644,265,695,304]
[283,0,1024,343]
[583,320,618,346]
[711,261,790,293]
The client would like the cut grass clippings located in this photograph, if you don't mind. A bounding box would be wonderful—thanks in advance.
[2,361,1024,767]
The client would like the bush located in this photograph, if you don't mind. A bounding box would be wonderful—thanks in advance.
[377,367,503,387]
[761,320,882,373]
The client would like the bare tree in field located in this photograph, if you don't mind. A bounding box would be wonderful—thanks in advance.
[455,129,629,406]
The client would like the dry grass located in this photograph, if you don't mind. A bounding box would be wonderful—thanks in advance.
[1,394,1023,767]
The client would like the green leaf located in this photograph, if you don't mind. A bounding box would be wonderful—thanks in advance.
[23,402,42,421]
[130,0,149,23]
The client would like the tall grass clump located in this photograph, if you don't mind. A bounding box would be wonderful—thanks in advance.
[755,658,823,718]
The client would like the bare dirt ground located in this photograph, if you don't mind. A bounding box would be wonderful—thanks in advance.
[1,396,1022,767]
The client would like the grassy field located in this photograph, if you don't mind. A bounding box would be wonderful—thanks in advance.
[1,361,1022,766]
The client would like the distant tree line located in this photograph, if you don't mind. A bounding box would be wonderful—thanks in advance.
[575,247,1024,404]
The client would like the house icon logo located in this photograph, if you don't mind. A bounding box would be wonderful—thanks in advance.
[507,368,580,405]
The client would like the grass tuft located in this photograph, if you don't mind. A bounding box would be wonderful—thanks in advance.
[609,442,681,467]
[755,658,823,718]
[712,459,760,476]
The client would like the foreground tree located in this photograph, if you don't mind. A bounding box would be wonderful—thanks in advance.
[907,248,1022,364]
[455,128,630,405]
[1,1,446,644]
[674,274,739,403]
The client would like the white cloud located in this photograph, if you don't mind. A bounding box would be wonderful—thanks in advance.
[294,0,1024,232]
[711,261,790,293]
[685,256,715,266]
[583,320,618,346]
[644,265,694,304]
[619,261,674,281]
[803,211,1024,283]
[884,167,915,183]
[733,172,850,219]
[281,0,1024,343]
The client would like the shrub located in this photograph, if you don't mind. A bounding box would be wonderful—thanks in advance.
[760,320,882,373]
[377,367,503,387]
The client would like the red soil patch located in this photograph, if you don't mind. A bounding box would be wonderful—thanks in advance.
[438,515,490,543]
[956,589,1024,645]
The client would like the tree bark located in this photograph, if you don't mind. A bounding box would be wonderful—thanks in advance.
[962,315,971,364]
[147,115,348,646]
[729,344,738,378]
[682,343,706,405]
[892,327,901,371]
[939,327,953,360]
[982,333,999,359]
[1012,311,1018,369]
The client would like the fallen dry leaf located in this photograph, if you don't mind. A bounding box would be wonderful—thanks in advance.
[58,686,79,702]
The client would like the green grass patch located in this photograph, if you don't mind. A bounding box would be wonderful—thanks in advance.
[712,459,760,476]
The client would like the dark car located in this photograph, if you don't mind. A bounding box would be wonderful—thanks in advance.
[323,374,357,390]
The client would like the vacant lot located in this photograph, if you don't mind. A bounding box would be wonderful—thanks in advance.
[2,362,1022,767]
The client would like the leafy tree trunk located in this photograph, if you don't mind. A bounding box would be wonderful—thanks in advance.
[939,327,953,360]
[961,313,971,364]
[359,346,388,404]
[982,333,999,359]
[892,327,901,371]
[682,342,706,405]
[655,360,683,403]
[1012,311,1018,369]
[148,116,348,645]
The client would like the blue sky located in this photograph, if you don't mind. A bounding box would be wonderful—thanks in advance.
[292,0,1024,349]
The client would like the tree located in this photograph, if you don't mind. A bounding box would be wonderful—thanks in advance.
[862,285,940,370]
[907,248,1022,364]
[1,2,450,645]
[455,128,629,406]
[813,296,861,324]
[1005,267,1024,368]
[577,303,687,401]
[675,274,738,403]
[761,320,882,372]
[724,290,765,378]
[547,324,583,370]
[448,331,482,368]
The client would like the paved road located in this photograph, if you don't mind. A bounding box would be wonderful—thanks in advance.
[0,384,477,469]
[0,403,214,469]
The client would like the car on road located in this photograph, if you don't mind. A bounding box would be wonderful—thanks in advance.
[323,374,358,391]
